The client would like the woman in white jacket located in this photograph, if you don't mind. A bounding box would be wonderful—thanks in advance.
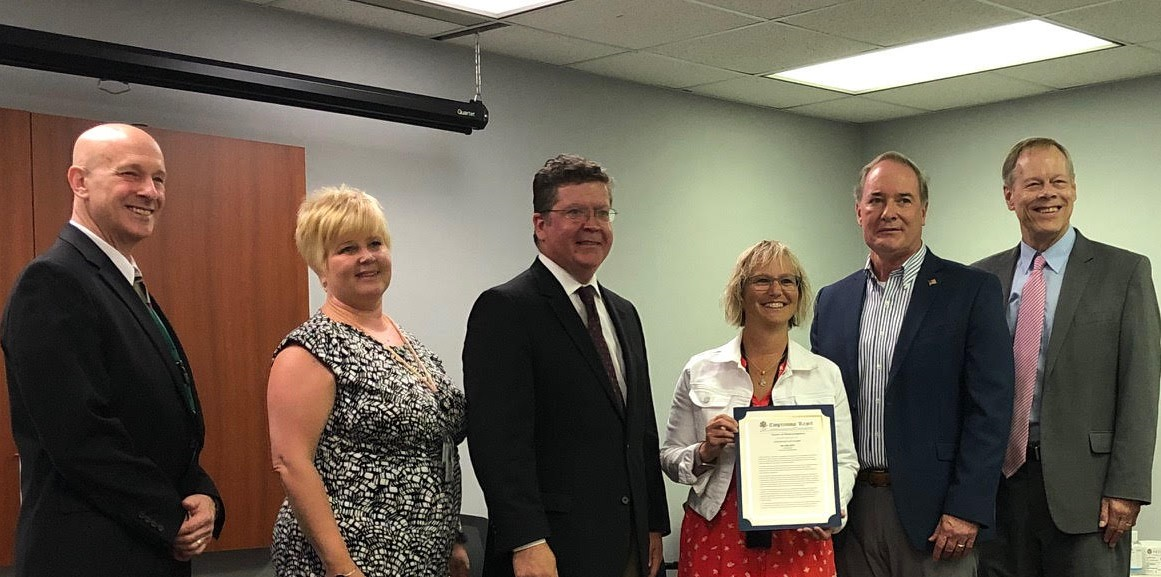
[660,240,858,577]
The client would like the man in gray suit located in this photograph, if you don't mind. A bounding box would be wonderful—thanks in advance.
[975,137,1161,576]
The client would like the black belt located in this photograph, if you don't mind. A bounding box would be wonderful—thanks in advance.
[1027,443,1042,462]
[857,468,890,487]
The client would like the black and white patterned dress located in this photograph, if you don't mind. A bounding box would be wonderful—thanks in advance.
[271,312,467,577]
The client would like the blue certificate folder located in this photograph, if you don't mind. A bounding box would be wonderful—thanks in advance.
[732,404,842,531]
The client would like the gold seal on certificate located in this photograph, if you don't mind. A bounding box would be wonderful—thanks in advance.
[732,404,842,531]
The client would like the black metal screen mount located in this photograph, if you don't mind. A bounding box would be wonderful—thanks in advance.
[0,24,489,134]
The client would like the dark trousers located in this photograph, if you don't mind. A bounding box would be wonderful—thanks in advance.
[977,459,1129,577]
[835,482,976,577]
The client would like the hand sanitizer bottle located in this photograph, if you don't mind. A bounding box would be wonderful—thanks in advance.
[1131,530,1144,574]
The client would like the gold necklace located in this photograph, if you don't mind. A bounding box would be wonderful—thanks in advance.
[382,315,438,393]
[746,347,788,389]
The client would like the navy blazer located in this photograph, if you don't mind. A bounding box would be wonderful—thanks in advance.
[463,259,669,577]
[810,250,1013,551]
[3,226,223,576]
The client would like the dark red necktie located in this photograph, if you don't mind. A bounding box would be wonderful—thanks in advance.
[577,285,624,406]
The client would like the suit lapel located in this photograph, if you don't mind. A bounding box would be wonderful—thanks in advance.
[60,227,186,394]
[836,274,866,381]
[889,251,942,383]
[1044,233,1095,378]
[603,289,634,405]
[531,261,626,419]
[993,247,1020,298]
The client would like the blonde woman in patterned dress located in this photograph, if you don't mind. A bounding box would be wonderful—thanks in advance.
[660,240,859,577]
[268,185,468,577]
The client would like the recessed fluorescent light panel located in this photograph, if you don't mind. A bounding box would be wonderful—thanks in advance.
[769,20,1117,94]
[417,0,566,18]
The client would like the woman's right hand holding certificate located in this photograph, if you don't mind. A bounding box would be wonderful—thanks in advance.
[699,414,739,463]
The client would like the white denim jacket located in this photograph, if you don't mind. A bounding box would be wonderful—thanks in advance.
[660,336,859,527]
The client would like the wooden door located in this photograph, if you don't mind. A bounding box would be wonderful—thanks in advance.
[1,109,307,561]
[0,107,33,567]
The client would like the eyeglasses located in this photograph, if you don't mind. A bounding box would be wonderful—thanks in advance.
[747,275,800,292]
[542,207,617,223]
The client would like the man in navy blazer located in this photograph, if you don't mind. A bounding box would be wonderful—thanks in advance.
[3,124,223,576]
[464,155,668,577]
[811,151,1013,577]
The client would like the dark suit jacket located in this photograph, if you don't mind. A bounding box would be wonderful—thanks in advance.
[463,259,669,577]
[974,231,1160,533]
[810,249,1013,552]
[2,225,223,576]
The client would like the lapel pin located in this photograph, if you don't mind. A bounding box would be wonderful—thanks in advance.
[928,278,937,286]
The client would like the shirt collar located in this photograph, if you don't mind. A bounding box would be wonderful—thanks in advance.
[1018,226,1075,274]
[538,253,602,298]
[863,244,927,286]
[707,335,819,373]
[69,220,137,285]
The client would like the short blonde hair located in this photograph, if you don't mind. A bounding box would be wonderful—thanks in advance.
[295,185,390,276]
[722,240,813,328]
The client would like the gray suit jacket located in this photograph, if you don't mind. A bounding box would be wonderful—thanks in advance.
[974,230,1160,533]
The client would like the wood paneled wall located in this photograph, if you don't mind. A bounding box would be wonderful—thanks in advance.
[0,108,34,567]
[1,109,308,561]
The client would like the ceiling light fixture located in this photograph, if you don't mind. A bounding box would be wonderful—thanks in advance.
[769,20,1117,94]
[416,0,566,18]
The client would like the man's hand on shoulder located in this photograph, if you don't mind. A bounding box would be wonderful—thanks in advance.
[172,493,216,561]
[513,542,558,577]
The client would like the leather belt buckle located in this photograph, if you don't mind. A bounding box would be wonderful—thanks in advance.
[857,468,891,487]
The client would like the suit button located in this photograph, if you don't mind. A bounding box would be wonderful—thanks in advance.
[621,496,630,505]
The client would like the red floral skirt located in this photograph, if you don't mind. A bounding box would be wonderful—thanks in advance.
[678,472,835,577]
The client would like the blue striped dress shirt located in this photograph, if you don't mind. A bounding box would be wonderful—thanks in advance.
[856,246,927,469]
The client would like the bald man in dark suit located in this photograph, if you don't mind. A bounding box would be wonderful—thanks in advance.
[3,124,223,576]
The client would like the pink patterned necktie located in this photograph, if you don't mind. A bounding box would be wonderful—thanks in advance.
[1002,253,1046,477]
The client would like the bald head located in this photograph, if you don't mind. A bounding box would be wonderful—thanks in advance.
[68,123,167,257]
[72,124,162,168]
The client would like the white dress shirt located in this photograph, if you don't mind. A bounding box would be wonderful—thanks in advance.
[69,220,138,285]
[537,253,627,400]
[660,336,859,527]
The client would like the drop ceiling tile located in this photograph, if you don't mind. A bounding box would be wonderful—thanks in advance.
[782,0,1022,47]
[1144,40,1161,53]
[1049,0,1161,43]
[568,52,738,88]
[995,45,1161,88]
[986,0,1111,15]
[650,21,877,74]
[688,75,845,108]
[693,0,849,20]
[867,72,1053,111]
[271,0,461,36]
[504,0,760,50]
[785,97,929,123]
[241,0,279,4]
[446,24,625,65]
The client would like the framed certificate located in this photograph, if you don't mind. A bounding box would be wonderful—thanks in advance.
[732,404,842,531]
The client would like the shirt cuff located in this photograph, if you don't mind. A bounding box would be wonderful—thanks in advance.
[514,539,547,552]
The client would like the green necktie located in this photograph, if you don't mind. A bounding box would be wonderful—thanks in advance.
[133,271,197,414]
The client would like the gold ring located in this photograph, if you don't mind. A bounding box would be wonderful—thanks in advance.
[955,544,965,549]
